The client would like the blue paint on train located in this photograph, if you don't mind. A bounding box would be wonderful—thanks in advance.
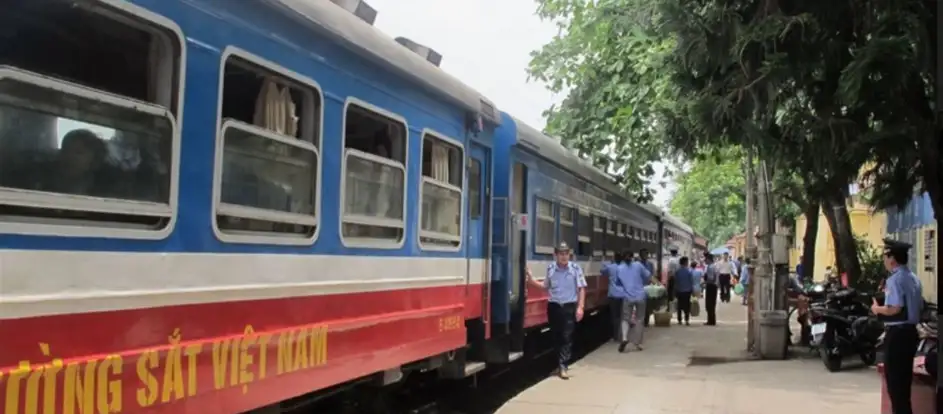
[0,0,494,260]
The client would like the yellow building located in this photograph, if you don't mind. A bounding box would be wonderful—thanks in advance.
[790,196,887,282]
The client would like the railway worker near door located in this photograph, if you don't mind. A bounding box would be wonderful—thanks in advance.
[871,238,923,414]
[525,241,587,379]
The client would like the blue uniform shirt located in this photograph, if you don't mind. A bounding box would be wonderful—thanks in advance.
[544,261,588,304]
[703,264,718,285]
[604,262,626,299]
[739,264,751,286]
[615,262,652,301]
[674,266,695,293]
[884,265,923,325]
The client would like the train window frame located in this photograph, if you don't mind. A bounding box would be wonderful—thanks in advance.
[558,203,576,247]
[591,215,605,258]
[0,0,185,241]
[211,47,324,246]
[534,197,555,254]
[339,98,409,249]
[418,129,465,252]
[467,157,482,219]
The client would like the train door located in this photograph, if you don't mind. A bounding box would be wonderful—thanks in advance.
[509,162,526,306]
[467,144,491,332]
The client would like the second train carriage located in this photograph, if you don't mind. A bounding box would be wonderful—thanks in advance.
[483,114,668,361]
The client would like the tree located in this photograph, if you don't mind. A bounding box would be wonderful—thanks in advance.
[669,148,746,246]
[528,0,675,202]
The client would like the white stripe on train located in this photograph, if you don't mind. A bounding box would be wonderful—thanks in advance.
[0,250,486,319]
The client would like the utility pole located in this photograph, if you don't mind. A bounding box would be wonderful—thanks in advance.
[744,151,757,352]
[756,160,787,359]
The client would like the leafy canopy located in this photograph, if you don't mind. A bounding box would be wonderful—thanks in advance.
[528,0,676,202]
[669,148,746,246]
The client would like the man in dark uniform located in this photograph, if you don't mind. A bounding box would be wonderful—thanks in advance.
[701,253,719,326]
[525,242,587,379]
[870,238,924,414]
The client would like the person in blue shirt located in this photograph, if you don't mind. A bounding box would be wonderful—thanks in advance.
[738,258,751,305]
[525,241,587,379]
[614,249,652,352]
[638,248,657,327]
[673,257,695,326]
[604,251,626,342]
[795,255,805,284]
[870,238,923,414]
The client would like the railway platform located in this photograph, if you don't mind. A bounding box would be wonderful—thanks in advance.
[496,301,882,414]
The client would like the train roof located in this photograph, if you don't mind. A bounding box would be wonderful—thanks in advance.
[511,116,628,197]
[266,0,500,123]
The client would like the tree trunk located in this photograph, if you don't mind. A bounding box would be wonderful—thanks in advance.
[801,202,819,281]
[821,199,843,275]
[823,195,862,284]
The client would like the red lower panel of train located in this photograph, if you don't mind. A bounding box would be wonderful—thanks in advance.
[0,283,484,414]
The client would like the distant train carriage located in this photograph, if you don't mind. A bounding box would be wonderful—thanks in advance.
[485,114,664,359]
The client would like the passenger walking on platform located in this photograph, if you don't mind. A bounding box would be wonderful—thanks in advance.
[525,242,587,379]
[673,257,694,326]
[702,254,718,326]
[871,239,923,414]
[738,258,751,306]
[639,249,656,327]
[715,253,735,303]
[614,249,652,352]
[666,248,680,303]
[605,251,626,342]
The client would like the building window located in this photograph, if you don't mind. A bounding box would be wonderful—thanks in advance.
[341,101,407,247]
[419,131,463,249]
[215,52,321,243]
[0,0,182,237]
[535,197,555,253]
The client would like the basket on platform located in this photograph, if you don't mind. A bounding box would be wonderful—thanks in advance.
[653,311,672,327]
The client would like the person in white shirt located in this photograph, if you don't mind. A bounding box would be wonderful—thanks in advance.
[715,253,737,303]
[666,248,680,302]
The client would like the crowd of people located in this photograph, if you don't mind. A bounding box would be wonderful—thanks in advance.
[524,242,754,379]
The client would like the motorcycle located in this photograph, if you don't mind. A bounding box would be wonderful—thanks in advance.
[808,287,884,372]
[914,302,937,380]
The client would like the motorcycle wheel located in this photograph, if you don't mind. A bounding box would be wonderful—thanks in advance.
[820,326,842,372]
[859,349,876,366]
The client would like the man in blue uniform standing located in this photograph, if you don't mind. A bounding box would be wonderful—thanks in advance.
[525,241,587,379]
[605,251,626,341]
[870,238,923,414]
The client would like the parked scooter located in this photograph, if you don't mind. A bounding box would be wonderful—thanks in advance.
[808,287,884,372]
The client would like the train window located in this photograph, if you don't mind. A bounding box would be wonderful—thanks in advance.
[591,216,605,258]
[577,211,592,256]
[0,0,181,238]
[534,198,555,253]
[341,101,407,247]
[607,220,616,235]
[559,205,576,246]
[419,131,464,249]
[214,51,322,244]
[468,158,482,219]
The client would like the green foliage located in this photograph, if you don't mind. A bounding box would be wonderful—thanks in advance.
[852,235,886,294]
[528,0,676,202]
[668,147,745,246]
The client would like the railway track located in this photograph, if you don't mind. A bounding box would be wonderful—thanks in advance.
[289,311,612,414]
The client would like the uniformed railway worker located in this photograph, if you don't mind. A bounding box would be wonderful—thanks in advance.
[870,238,924,414]
[526,241,587,379]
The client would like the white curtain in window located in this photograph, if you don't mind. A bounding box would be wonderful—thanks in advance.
[432,143,449,183]
[252,77,298,136]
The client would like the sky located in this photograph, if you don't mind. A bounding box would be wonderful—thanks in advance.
[368,0,675,208]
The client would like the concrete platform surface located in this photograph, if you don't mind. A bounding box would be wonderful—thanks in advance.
[497,300,882,414]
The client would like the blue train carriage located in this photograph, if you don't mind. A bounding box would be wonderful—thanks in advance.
[662,211,694,258]
[485,113,661,363]
[0,0,501,412]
